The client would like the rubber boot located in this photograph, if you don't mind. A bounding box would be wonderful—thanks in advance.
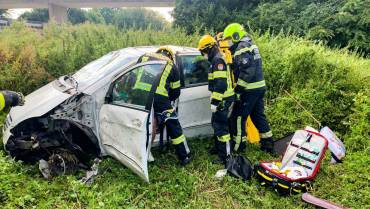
[232,136,247,153]
[208,136,218,155]
[216,141,230,166]
[175,142,192,166]
[236,141,247,153]
[260,137,274,153]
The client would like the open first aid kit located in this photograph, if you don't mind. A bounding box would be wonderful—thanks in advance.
[255,127,328,195]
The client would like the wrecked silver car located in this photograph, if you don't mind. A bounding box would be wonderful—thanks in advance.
[2,46,213,182]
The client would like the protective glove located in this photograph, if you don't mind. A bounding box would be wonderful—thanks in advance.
[211,104,218,113]
[2,90,25,107]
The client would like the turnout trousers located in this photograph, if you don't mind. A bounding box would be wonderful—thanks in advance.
[230,90,272,151]
[153,97,190,161]
[211,99,233,163]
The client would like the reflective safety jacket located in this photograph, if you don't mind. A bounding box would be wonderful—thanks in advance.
[137,52,181,101]
[231,36,266,93]
[208,50,235,106]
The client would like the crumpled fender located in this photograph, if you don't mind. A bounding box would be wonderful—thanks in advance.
[2,81,73,147]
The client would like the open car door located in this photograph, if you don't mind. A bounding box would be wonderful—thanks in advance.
[177,54,212,137]
[99,61,166,182]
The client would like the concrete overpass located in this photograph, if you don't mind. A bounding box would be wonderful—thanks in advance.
[0,0,174,23]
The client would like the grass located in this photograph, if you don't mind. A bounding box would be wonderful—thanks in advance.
[1,136,368,209]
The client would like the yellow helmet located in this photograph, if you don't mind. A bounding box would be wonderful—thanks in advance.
[156,46,174,61]
[198,35,217,52]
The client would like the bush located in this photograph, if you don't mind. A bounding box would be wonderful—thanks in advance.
[0,22,197,94]
[256,33,369,136]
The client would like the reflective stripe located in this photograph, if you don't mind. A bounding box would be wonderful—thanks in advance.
[234,45,258,57]
[260,131,273,139]
[208,73,214,80]
[0,93,5,111]
[170,80,180,89]
[211,89,234,101]
[225,65,234,97]
[156,87,168,97]
[218,134,231,142]
[257,170,272,181]
[293,188,301,193]
[163,109,175,113]
[234,116,242,151]
[211,92,223,101]
[237,79,266,90]
[213,71,227,78]
[155,63,172,97]
[133,68,152,91]
[223,89,234,98]
[237,116,242,137]
[242,136,247,142]
[278,183,289,189]
[183,140,190,154]
[133,82,152,91]
[172,134,186,145]
[226,141,230,155]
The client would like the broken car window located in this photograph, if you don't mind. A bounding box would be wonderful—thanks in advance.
[112,64,165,108]
[179,55,209,87]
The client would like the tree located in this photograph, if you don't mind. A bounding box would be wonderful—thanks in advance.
[67,8,87,24]
[110,8,167,30]
[328,0,370,54]
[17,7,169,31]
[19,8,49,22]
[0,9,7,18]
[86,9,106,24]
[173,0,370,55]
[72,8,168,30]
[172,0,263,34]
[98,8,120,24]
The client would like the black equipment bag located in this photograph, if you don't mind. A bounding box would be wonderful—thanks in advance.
[226,155,253,181]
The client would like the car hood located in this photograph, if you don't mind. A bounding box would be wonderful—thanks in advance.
[4,81,73,132]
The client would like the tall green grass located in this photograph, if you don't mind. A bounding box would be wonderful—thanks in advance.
[0,22,369,208]
[0,22,198,94]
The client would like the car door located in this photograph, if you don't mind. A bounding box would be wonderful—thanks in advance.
[99,61,166,182]
[176,54,213,137]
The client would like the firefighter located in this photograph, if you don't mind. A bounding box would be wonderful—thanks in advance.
[222,23,274,153]
[198,35,235,165]
[0,90,25,112]
[137,47,192,166]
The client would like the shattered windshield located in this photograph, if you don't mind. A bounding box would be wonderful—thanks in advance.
[72,50,138,89]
